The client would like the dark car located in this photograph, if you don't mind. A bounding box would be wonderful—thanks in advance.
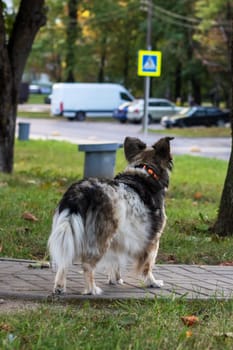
[112,102,130,123]
[161,106,230,128]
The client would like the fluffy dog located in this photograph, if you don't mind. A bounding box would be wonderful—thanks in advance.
[48,136,174,295]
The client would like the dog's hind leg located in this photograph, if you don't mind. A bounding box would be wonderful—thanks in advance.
[82,262,102,295]
[54,267,67,294]
[140,241,164,288]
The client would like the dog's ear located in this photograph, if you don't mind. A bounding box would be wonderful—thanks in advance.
[124,137,147,162]
[152,137,174,158]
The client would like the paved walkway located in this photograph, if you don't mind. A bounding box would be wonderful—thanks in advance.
[1,258,233,301]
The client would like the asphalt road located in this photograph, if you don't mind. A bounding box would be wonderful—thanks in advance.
[17,116,231,161]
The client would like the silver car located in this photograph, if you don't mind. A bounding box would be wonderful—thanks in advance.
[127,98,183,123]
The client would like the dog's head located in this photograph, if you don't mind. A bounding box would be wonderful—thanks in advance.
[124,136,174,173]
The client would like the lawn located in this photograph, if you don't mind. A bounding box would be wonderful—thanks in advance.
[149,125,231,138]
[0,139,233,349]
[0,139,230,263]
[2,299,233,350]
[27,94,49,104]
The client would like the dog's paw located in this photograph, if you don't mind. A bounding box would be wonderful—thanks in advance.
[117,278,124,285]
[53,285,65,295]
[108,278,124,285]
[146,279,164,288]
[82,286,103,295]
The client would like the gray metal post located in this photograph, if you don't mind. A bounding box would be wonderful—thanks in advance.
[142,0,152,135]
[143,77,150,135]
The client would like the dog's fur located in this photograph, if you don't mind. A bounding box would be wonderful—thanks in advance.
[48,136,173,295]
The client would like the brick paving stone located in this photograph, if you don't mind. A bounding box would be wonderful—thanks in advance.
[1,258,233,301]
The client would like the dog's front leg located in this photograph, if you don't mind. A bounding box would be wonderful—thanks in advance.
[82,262,102,295]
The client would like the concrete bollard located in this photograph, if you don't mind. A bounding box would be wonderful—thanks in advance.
[18,122,30,141]
[78,143,121,178]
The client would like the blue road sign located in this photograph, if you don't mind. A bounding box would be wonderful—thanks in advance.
[138,50,162,77]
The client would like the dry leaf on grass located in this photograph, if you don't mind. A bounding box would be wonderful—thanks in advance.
[181,315,199,327]
[193,192,203,200]
[186,330,193,338]
[0,323,12,332]
[22,212,38,222]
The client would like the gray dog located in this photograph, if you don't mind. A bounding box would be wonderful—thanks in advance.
[48,136,174,295]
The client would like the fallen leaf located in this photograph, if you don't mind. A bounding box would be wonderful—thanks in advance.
[220,261,233,266]
[193,192,203,200]
[186,330,193,338]
[0,323,12,332]
[22,212,38,222]
[51,131,61,136]
[190,146,201,153]
[181,315,199,327]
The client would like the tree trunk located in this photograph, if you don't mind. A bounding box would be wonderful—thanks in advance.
[213,18,233,236]
[0,4,14,172]
[97,36,107,82]
[186,29,202,105]
[213,144,233,236]
[0,0,46,173]
[191,76,202,105]
[175,63,182,101]
[65,0,78,82]
[123,49,129,88]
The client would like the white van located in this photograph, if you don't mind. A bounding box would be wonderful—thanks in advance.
[51,83,134,120]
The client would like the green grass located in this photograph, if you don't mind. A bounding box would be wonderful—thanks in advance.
[0,140,83,259]
[0,139,231,263]
[17,111,51,118]
[149,126,231,138]
[27,94,49,104]
[2,299,233,349]
[1,139,233,349]
[161,156,230,264]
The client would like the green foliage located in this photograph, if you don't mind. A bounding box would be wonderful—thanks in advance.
[24,0,231,105]
[195,0,229,28]
[194,0,232,107]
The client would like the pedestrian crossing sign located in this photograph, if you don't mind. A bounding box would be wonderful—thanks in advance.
[137,50,162,77]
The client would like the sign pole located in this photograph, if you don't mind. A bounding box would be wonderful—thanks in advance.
[143,76,150,135]
[143,0,152,135]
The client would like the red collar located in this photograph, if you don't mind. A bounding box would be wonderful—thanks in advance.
[136,164,159,181]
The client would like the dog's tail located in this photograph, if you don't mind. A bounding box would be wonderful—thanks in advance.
[48,209,84,269]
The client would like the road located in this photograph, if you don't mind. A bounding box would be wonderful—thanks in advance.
[17,117,231,161]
